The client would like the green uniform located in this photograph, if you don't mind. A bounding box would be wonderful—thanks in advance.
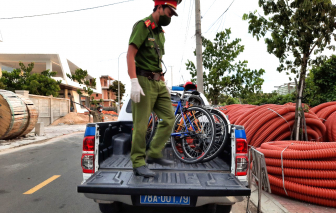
[129,15,165,72]
[90,110,104,123]
[129,15,175,169]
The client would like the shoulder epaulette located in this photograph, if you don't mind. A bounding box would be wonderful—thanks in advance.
[144,20,151,28]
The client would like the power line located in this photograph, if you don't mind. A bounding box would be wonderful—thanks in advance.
[205,0,235,34]
[202,0,218,18]
[178,0,194,83]
[0,0,134,20]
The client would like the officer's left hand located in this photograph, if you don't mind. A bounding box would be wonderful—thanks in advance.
[165,82,171,94]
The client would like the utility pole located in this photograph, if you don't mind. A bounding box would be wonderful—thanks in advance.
[195,0,204,94]
[169,66,173,87]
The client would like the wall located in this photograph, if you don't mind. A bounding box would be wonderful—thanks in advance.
[27,94,70,125]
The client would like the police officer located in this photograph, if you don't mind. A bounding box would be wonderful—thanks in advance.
[84,105,105,123]
[127,0,182,177]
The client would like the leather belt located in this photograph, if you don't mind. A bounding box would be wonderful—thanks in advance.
[136,69,163,81]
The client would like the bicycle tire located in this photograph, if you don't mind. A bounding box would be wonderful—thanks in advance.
[202,108,230,162]
[146,112,158,148]
[171,106,216,164]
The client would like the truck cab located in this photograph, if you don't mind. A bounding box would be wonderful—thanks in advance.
[77,89,251,213]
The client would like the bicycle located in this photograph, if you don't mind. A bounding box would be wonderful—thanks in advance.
[170,88,217,164]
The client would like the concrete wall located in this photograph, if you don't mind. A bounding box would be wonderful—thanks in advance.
[29,95,70,125]
[16,91,70,125]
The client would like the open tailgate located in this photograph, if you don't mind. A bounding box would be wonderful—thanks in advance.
[77,171,251,197]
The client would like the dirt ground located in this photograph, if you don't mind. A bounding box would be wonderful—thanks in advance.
[51,112,118,125]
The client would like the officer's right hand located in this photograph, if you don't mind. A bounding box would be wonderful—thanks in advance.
[130,78,145,103]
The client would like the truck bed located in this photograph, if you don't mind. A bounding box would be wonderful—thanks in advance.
[100,148,230,172]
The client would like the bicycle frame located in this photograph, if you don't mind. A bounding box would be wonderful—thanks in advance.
[171,95,198,137]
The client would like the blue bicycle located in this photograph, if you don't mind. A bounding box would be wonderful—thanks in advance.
[169,86,217,164]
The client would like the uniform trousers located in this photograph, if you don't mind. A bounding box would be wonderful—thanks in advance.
[131,75,175,168]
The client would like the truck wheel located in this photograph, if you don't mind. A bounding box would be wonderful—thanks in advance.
[98,202,122,213]
[207,204,232,213]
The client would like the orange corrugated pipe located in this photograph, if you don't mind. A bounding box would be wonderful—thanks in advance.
[268,174,336,199]
[271,185,336,208]
[273,175,336,189]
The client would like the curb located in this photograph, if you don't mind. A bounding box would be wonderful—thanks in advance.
[0,125,85,152]
[249,183,289,213]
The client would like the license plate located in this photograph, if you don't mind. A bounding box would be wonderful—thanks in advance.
[140,195,190,205]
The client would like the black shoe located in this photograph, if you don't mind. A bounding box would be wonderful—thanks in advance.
[133,165,155,177]
[146,157,174,166]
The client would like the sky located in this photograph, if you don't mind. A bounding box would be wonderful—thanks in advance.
[0,0,299,98]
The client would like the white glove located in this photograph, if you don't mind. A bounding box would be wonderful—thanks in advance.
[165,82,171,94]
[130,78,145,103]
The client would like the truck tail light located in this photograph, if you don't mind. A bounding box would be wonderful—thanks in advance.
[235,138,248,176]
[83,136,95,151]
[81,154,95,173]
[236,139,248,154]
[236,156,248,176]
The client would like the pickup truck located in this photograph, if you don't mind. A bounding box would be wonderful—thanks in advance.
[77,89,251,213]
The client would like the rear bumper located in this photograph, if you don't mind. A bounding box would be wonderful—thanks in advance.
[78,171,251,197]
[84,193,244,207]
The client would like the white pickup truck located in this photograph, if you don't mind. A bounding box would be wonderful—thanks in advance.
[77,88,251,213]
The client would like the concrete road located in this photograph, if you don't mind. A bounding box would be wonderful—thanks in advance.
[0,133,254,213]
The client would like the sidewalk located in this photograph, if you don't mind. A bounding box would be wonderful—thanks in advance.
[250,183,335,213]
[0,124,86,152]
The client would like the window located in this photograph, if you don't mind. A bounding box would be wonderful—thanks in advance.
[96,94,98,98]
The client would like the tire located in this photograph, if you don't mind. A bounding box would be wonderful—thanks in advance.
[206,204,232,213]
[98,202,122,213]
[171,106,216,163]
[202,109,230,162]
[146,112,158,148]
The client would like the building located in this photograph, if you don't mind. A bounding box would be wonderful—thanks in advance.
[0,53,102,113]
[91,75,116,107]
[274,82,296,95]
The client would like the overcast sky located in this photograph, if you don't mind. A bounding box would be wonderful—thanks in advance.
[0,0,299,98]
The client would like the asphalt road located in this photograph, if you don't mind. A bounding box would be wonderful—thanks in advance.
[0,133,253,213]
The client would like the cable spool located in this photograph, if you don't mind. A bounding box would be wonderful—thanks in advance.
[0,90,39,139]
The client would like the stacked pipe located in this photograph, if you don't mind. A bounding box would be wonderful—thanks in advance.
[216,104,257,124]
[311,102,336,142]
[257,141,336,207]
[217,104,326,147]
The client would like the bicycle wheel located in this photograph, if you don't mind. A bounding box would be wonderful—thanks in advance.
[171,106,216,163]
[146,112,158,148]
[202,108,230,162]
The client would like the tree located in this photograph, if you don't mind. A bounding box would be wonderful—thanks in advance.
[109,80,126,103]
[243,0,336,140]
[304,54,336,106]
[0,62,61,96]
[186,29,265,105]
[66,68,100,106]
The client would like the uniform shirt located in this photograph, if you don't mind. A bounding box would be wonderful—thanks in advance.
[129,14,165,73]
[90,110,104,123]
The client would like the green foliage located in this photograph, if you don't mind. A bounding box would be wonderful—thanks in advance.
[186,29,265,105]
[0,62,61,96]
[217,94,240,106]
[90,97,103,107]
[66,68,96,97]
[243,1,336,77]
[109,80,126,103]
[0,80,6,89]
[244,91,296,105]
[304,55,336,106]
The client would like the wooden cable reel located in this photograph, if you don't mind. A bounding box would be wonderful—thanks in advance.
[0,90,38,139]
[17,94,38,137]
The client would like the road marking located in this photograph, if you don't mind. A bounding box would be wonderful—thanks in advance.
[23,175,61,194]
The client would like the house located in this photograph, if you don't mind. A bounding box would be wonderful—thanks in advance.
[274,82,296,95]
[91,75,116,108]
[0,53,102,113]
